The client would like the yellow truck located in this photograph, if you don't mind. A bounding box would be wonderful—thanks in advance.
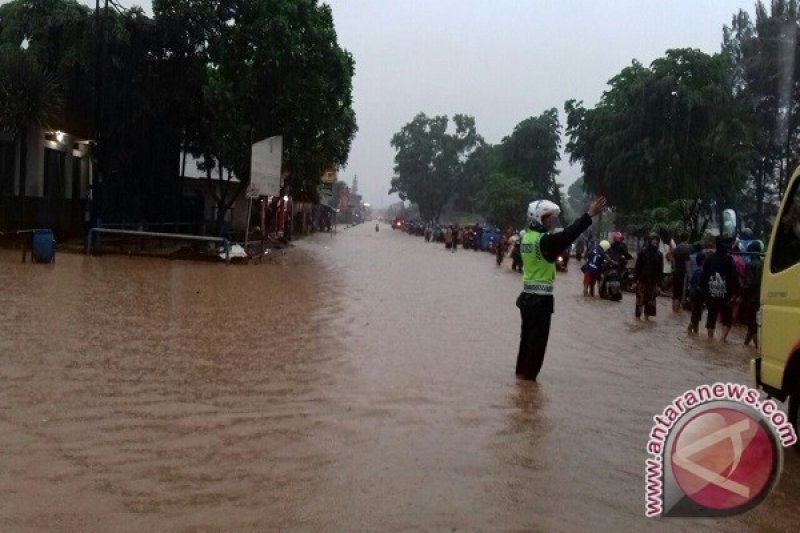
[752,168,800,440]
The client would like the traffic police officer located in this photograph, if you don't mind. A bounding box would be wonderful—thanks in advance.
[516,196,607,380]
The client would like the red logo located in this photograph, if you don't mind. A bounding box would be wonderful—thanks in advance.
[670,407,775,511]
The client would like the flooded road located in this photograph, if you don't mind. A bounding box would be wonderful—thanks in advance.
[1,224,798,532]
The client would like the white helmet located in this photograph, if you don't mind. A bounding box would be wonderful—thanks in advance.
[527,200,561,228]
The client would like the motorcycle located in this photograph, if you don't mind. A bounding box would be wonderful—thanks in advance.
[461,229,474,250]
[621,266,636,293]
[599,259,623,301]
[555,254,568,272]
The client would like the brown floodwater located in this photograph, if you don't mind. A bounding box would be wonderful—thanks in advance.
[0,225,798,532]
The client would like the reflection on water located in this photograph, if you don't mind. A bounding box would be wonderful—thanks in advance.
[0,226,798,532]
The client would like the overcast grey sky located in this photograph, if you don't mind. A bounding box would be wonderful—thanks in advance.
[70,0,752,207]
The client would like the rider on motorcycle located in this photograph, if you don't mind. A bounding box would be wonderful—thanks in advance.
[607,232,633,292]
[608,232,633,265]
[582,239,610,296]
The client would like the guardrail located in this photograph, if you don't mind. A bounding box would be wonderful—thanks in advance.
[86,228,231,264]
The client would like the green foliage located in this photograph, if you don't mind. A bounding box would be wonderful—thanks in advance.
[477,171,535,229]
[565,177,590,221]
[475,109,564,225]
[723,1,800,236]
[389,112,482,222]
[158,0,358,209]
[454,142,494,212]
[0,0,357,229]
[500,108,562,203]
[0,49,62,135]
[565,48,753,234]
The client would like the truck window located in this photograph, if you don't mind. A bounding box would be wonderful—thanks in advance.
[771,179,800,273]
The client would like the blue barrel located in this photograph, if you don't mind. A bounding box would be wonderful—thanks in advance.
[32,229,55,263]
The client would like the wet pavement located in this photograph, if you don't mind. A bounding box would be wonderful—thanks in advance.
[0,224,798,532]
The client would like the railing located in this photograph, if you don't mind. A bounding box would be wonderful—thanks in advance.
[98,221,207,233]
[86,228,231,264]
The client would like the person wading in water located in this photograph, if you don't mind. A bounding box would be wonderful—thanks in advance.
[515,196,607,381]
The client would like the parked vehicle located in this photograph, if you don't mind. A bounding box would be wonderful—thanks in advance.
[555,253,568,272]
[752,167,800,445]
[621,266,636,293]
[599,259,623,301]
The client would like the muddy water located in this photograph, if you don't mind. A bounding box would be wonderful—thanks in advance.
[0,226,798,532]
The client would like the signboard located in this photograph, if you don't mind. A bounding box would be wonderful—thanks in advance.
[321,169,336,184]
[249,136,282,198]
[318,182,333,199]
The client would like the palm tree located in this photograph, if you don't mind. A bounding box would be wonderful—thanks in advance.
[0,48,62,228]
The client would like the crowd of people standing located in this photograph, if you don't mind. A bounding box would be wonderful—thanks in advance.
[396,217,765,346]
[576,228,765,344]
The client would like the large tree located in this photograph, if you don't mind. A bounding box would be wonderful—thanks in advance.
[565,177,590,222]
[156,0,358,231]
[723,0,800,235]
[565,48,752,235]
[477,171,534,230]
[0,0,357,233]
[500,108,563,205]
[389,112,482,222]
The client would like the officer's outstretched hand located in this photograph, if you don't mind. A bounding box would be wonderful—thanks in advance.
[587,196,607,217]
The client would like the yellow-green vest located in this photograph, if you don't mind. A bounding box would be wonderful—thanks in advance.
[520,230,556,295]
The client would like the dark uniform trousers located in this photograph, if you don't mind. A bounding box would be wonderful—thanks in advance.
[515,293,554,381]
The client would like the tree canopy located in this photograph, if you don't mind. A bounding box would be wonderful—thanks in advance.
[0,0,357,231]
[564,48,752,236]
[389,112,482,222]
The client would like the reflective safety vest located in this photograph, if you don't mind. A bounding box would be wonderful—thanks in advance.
[520,230,556,295]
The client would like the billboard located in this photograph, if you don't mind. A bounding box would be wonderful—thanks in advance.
[321,169,336,184]
[248,136,282,198]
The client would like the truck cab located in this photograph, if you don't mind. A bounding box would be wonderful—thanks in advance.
[752,169,800,440]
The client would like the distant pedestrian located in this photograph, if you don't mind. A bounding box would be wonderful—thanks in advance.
[634,233,664,320]
[445,226,453,250]
[687,252,706,334]
[511,231,523,272]
[574,232,586,261]
[659,229,675,295]
[671,231,692,312]
[730,241,746,323]
[702,236,740,342]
